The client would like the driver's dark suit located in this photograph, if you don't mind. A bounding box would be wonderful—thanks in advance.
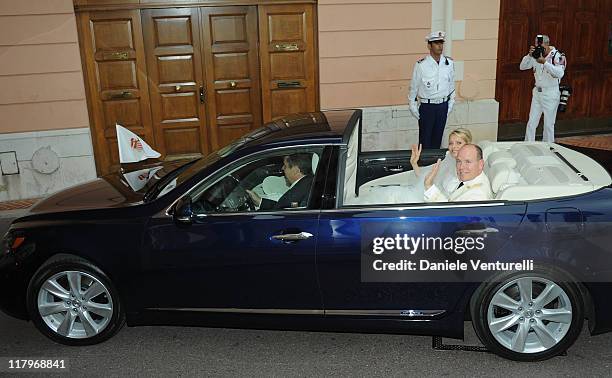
[260,175,313,210]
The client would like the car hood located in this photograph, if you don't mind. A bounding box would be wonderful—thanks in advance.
[28,160,190,215]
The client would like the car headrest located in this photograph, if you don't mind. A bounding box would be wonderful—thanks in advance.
[478,140,500,161]
[488,150,517,169]
[312,153,319,174]
[489,162,521,193]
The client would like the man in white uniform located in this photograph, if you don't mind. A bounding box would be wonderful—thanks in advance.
[408,31,455,148]
[423,144,492,202]
[520,34,567,142]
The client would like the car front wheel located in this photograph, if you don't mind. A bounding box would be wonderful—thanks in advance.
[26,255,125,345]
[470,267,584,361]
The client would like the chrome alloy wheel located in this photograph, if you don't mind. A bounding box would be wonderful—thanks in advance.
[37,271,113,339]
[487,276,573,354]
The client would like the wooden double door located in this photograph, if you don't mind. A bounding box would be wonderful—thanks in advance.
[77,3,317,175]
[496,0,612,129]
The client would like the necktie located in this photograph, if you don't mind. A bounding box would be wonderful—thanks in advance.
[456,182,464,191]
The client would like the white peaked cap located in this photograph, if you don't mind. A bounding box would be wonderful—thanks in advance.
[426,31,446,42]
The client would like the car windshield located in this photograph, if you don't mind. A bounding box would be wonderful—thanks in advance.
[145,127,276,201]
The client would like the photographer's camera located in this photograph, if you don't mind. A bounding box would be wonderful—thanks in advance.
[532,35,545,59]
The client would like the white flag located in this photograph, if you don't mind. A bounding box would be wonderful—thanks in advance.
[122,166,163,191]
[116,123,161,163]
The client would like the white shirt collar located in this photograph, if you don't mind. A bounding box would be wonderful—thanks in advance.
[427,54,444,65]
[461,171,486,187]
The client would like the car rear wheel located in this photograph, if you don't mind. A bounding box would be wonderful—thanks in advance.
[470,267,584,361]
[26,255,125,345]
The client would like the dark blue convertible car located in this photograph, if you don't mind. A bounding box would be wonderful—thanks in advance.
[1,109,611,361]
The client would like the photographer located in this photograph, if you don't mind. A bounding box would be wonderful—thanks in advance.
[519,34,567,142]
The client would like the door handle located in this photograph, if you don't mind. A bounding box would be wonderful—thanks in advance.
[383,166,404,172]
[274,42,299,51]
[110,91,133,99]
[454,227,499,236]
[277,80,302,89]
[199,86,205,103]
[271,231,314,242]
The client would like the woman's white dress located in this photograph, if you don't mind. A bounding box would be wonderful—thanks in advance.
[353,152,458,205]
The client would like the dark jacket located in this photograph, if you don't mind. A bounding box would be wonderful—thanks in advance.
[260,175,314,210]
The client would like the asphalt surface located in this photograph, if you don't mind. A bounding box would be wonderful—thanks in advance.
[1,212,611,376]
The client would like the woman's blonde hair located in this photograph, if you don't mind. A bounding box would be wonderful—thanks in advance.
[449,128,472,144]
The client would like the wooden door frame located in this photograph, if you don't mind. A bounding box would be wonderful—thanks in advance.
[142,7,211,160]
[73,0,317,12]
[76,9,156,176]
[75,0,320,175]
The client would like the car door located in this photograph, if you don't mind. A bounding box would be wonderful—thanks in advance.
[316,147,527,318]
[136,145,329,312]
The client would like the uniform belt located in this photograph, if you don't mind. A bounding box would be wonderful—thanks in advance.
[535,85,558,92]
[419,94,452,104]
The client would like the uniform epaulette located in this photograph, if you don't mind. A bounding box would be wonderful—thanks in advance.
[467,183,482,188]
[417,58,425,63]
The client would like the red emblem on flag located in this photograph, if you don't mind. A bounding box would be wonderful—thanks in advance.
[130,137,143,151]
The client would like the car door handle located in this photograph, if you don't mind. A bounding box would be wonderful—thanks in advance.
[384,166,404,172]
[271,232,314,242]
[454,227,499,236]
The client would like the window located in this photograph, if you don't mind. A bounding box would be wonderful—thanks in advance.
[190,147,324,214]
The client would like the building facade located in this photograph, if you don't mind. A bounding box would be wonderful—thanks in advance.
[2,0,607,201]
[0,0,95,201]
[319,0,500,151]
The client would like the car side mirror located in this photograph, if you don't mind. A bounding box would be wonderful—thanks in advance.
[174,196,193,224]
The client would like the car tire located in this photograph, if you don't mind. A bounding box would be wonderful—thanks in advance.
[470,266,584,361]
[26,254,125,346]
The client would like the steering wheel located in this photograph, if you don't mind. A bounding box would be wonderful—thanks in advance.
[227,174,256,211]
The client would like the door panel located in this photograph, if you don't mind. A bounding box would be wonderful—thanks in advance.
[566,72,592,117]
[137,144,329,311]
[570,11,597,68]
[496,13,533,123]
[141,213,321,310]
[200,6,261,151]
[258,4,317,122]
[317,204,527,312]
[142,8,209,160]
[78,10,154,175]
[592,71,612,116]
[497,77,527,123]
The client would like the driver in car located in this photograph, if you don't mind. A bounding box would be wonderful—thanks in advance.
[246,153,314,210]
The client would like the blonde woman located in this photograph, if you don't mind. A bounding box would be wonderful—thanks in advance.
[410,128,472,198]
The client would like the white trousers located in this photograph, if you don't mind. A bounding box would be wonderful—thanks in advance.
[525,86,560,143]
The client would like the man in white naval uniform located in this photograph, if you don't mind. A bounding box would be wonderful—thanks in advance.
[520,34,567,142]
[423,144,492,202]
[408,31,455,149]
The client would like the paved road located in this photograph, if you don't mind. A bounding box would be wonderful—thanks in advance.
[1,213,611,376]
[1,312,611,377]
